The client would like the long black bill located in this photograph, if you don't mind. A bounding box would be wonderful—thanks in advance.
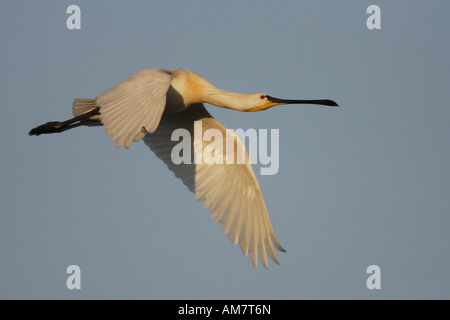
[267,95,339,107]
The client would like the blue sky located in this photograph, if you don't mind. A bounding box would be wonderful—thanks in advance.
[1,1,449,299]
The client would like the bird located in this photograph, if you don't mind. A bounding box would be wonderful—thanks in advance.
[29,68,338,268]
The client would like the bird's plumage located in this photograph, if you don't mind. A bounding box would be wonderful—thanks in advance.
[30,68,338,268]
[97,69,172,148]
[143,104,284,268]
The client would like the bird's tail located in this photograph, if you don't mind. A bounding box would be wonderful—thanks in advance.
[72,99,98,117]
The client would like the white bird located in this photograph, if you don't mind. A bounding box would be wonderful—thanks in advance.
[29,68,338,268]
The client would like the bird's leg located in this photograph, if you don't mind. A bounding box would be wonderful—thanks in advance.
[28,107,101,136]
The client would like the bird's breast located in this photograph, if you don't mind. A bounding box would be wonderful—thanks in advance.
[164,70,208,114]
[164,85,189,114]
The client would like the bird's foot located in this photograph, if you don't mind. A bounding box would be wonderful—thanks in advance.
[28,122,65,136]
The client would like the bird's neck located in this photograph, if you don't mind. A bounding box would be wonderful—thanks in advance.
[203,89,253,111]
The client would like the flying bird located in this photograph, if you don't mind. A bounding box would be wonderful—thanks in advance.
[29,68,338,268]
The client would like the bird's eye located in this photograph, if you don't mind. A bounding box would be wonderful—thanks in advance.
[260,95,266,99]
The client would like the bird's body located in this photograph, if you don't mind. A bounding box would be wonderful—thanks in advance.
[29,68,338,268]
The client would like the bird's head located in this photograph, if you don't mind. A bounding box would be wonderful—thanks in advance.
[246,94,339,112]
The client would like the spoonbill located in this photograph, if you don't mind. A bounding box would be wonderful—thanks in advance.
[29,68,338,268]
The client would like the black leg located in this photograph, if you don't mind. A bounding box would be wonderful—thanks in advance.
[29,107,100,136]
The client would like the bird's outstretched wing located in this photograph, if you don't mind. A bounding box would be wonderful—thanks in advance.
[96,69,172,149]
[143,104,285,268]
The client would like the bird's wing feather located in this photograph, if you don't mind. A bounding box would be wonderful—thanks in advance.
[96,69,172,149]
[143,104,285,268]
